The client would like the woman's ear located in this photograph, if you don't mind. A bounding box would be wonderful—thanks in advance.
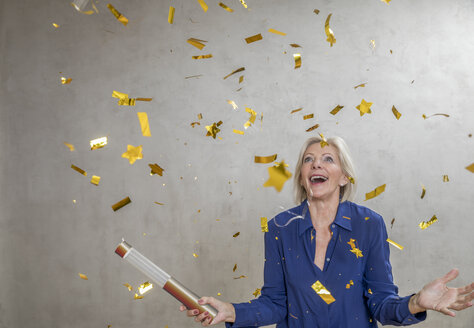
[339,175,349,187]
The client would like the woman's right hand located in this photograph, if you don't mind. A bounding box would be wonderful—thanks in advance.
[180,296,236,326]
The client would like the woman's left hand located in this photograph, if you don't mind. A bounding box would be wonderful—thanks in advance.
[409,268,474,316]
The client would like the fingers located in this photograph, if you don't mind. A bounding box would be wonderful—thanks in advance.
[440,268,459,284]
[458,282,474,295]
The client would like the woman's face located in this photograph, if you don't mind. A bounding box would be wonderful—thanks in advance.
[300,142,348,201]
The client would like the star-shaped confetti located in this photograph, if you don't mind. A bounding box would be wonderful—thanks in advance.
[253,288,261,297]
[263,161,293,192]
[356,99,373,116]
[350,247,363,258]
[347,238,356,249]
[121,145,143,164]
[205,121,223,139]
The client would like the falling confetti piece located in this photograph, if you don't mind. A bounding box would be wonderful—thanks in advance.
[123,283,133,291]
[71,164,87,176]
[330,105,344,115]
[290,108,303,114]
[64,142,75,151]
[306,124,320,132]
[254,154,277,164]
[348,177,355,184]
[244,107,257,129]
[193,253,198,258]
[319,133,328,148]
[392,106,401,120]
[356,99,373,116]
[245,33,263,44]
[233,129,244,135]
[138,282,154,295]
[219,2,233,12]
[422,113,450,119]
[253,288,261,297]
[121,145,143,164]
[192,54,213,59]
[227,100,238,110]
[149,163,164,176]
[154,202,164,205]
[420,184,426,199]
[197,0,208,12]
[71,2,95,14]
[239,75,244,83]
[233,264,237,272]
[391,218,395,229]
[289,43,302,48]
[205,121,223,139]
[263,161,292,192]
[187,38,207,50]
[238,0,248,9]
[136,112,151,137]
[90,175,100,186]
[111,196,131,212]
[217,292,221,296]
[386,238,403,250]
[233,232,240,238]
[261,217,268,232]
[52,23,60,28]
[223,67,245,79]
[134,293,144,300]
[293,53,302,69]
[198,113,203,120]
[112,90,135,106]
[314,9,320,14]
[73,200,76,204]
[90,136,108,150]
[268,28,286,36]
[79,273,88,280]
[61,77,72,84]
[466,163,474,173]
[303,114,314,120]
[365,184,386,200]
[190,122,200,127]
[350,248,363,258]
[311,281,335,304]
[233,275,247,279]
[354,83,366,89]
[419,215,438,230]
[443,175,449,182]
[381,0,391,4]
[107,4,128,26]
[168,6,175,24]
[370,40,376,49]
[324,14,336,47]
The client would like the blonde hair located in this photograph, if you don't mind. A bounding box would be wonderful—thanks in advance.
[293,136,357,204]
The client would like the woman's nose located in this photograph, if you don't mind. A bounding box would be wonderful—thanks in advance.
[312,159,321,169]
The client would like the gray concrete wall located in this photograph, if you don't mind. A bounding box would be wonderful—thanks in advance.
[1,0,473,327]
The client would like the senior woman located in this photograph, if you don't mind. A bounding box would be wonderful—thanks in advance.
[181,136,474,327]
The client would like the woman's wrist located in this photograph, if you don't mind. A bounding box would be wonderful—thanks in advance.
[408,293,426,314]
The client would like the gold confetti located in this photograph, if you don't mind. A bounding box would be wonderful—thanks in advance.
[245,34,263,44]
[386,238,403,250]
[330,105,343,115]
[168,6,175,24]
[71,2,95,15]
[311,281,335,304]
[290,108,303,114]
[149,163,164,176]
[190,122,200,128]
[381,0,391,4]
[198,113,203,120]
[370,40,376,49]
[154,201,164,205]
[368,288,373,294]
[420,184,426,199]
[52,23,60,28]
[227,100,238,110]
[73,199,76,204]
[122,145,143,164]
[238,0,248,9]
[244,107,257,129]
[254,154,277,164]
[136,112,151,137]
[314,9,320,14]
[419,215,438,230]
[324,14,336,47]
[466,163,474,173]
[138,282,154,295]
[354,83,366,89]
[303,114,313,120]
[197,0,208,12]
[90,136,108,150]
[217,292,221,296]
[187,38,207,50]
[392,106,401,120]
[306,124,320,132]
[365,184,386,200]
[205,121,223,139]
[64,142,75,151]
[268,28,286,36]
[253,288,261,297]
[193,253,198,258]
[261,217,268,232]
[350,248,363,258]
[61,77,72,84]
[223,67,245,79]
[443,175,449,182]
[391,218,395,228]
[111,197,131,212]
[79,273,88,280]
[219,2,234,12]
[233,275,247,279]
[348,177,355,184]
[422,113,450,119]
[233,129,244,135]
[319,133,328,148]
[289,43,302,48]
[123,283,133,291]
[239,75,244,83]
[233,232,240,238]
[233,264,237,272]
[134,293,144,300]
[112,91,135,106]
[356,99,373,116]
[346,280,354,289]
[71,164,87,176]
[293,53,302,69]
[263,161,293,192]
[347,238,356,249]
[107,4,128,26]
[90,175,100,186]
[192,54,213,59]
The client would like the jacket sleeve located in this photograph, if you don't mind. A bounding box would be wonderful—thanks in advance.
[364,215,427,326]
[226,220,287,327]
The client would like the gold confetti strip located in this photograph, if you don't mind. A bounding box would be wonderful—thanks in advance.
[219,2,233,12]
[293,53,302,69]
[136,98,152,102]
[137,112,151,137]
[107,4,128,26]
[245,33,263,44]
[244,107,257,129]
[268,28,286,36]
[422,113,450,119]
[52,23,60,28]
[187,38,207,50]
[64,142,75,151]
[61,77,72,84]
[233,232,240,238]
[154,201,164,205]
[138,282,154,295]
[123,283,132,291]
[419,215,438,230]
[197,0,208,12]
[191,122,200,127]
[329,105,343,115]
[227,100,238,110]
[420,184,426,199]
[354,83,366,89]
[319,133,328,148]
[365,184,386,200]
[466,163,474,173]
[348,177,355,184]
[134,293,144,300]
[311,281,335,304]
[263,161,293,192]
[90,136,108,150]
[381,0,391,4]
[70,2,95,15]
[253,288,261,297]
[168,6,175,24]
[90,175,100,186]
[370,40,376,49]
[289,43,302,48]
[391,218,395,228]
[290,108,303,114]
[443,175,449,182]
[192,54,213,59]
[233,129,244,135]
[122,145,143,164]
[356,99,373,116]
[324,14,336,47]
[233,264,237,272]
[78,273,88,280]
[314,9,320,14]
[111,197,131,211]
[346,280,354,289]
[149,163,164,176]
[306,124,320,132]
[198,113,203,120]
[392,106,401,120]
[71,164,87,176]
[193,253,199,258]
[303,114,314,120]
[239,75,244,83]
[223,67,245,79]
[233,275,247,279]
[386,238,403,250]
[205,121,223,139]
[254,154,277,164]
[261,217,268,232]
[112,90,135,106]
[238,0,248,9]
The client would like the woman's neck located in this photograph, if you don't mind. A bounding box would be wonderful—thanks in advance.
[307,193,340,230]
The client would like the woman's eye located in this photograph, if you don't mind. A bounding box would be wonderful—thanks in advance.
[323,156,334,163]
[303,157,313,163]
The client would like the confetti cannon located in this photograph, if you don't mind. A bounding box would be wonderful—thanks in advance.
[115,240,218,320]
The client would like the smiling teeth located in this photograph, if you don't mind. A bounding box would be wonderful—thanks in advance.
[310,175,328,182]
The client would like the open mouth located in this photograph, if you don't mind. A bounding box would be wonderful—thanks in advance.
[309,175,328,185]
